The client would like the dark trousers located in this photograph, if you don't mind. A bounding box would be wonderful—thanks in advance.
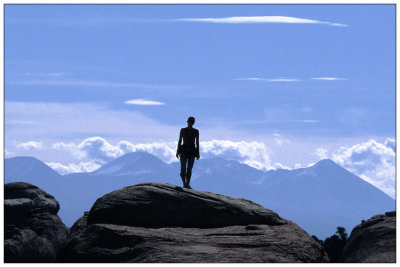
[180,154,195,179]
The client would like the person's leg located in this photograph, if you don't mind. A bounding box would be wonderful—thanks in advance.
[180,155,187,187]
[185,156,195,188]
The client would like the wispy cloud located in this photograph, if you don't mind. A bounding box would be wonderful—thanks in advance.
[8,79,186,90]
[125,99,165,106]
[236,77,266,81]
[176,16,347,27]
[6,17,145,27]
[25,72,68,77]
[6,120,38,125]
[238,77,346,82]
[236,77,300,82]
[311,77,346,81]
[268,78,301,82]
[329,23,348,27]
[5,102,178,142]
[273,133,291,146]
[6,15,348,27]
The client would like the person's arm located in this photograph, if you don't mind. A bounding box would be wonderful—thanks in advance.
[196,130,200,160]
[176,129,183,158]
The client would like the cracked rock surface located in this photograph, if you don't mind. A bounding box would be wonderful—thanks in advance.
[340,211,396,263]
[4,182,69,263]
[61,183,328,263]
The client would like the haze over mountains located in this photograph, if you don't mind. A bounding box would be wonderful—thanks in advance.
[5,152,395,238]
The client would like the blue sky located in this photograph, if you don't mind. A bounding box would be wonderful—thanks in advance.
[4,4,396,197]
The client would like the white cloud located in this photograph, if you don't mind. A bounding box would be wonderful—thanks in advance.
[268,78,300,82]
[7,16,348,27]
[53,137,178,164]
[332,139,395,198]
[273,133,290,146]
[77,137,123,163]
[294,163,302,169]
[130,142,177,163]
[16,141,43,151]
[54,137,124,164]
[52,142,77,151]
[384,138,395,152]
[329,23,348,27]
[200,140,275,170]
[239,77,346,82]
[177,16,347,27]
[52,137,288,171]
[314,147,328,159]
[311,77,346,81]
[125,99,165,106]
[272,162,291,170]
[46,161,101,175]
[237,77,300,82]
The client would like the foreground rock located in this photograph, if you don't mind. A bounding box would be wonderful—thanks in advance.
[62,183,328,263]
[4,182,69,263]
[340,211,396,263]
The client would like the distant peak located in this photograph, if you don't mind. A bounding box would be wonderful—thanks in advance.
[317,158,335,163]
[6,156,46,165]
[7,156,39,160]
[118,151,163,161]
[122,151,154,157]
[313,159,340,168]
[90,150,168,176]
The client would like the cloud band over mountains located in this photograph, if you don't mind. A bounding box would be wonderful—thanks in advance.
[13,136,393,199]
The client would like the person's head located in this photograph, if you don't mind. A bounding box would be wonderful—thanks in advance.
[187,116,195,126]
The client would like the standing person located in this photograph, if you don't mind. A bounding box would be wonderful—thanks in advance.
[176,116,200,189]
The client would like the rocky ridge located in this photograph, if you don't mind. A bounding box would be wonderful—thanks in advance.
[340,211,396,263]
[4,182,69,262]
[61,183,329,263]
[5,181,395,263]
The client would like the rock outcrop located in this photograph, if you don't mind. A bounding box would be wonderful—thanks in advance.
[62,183,328,263]
[340,211,396,263]
[4,182,69,263]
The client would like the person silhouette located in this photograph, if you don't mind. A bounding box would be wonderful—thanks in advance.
[176,116,200,189]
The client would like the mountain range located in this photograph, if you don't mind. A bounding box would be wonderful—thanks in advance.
[5,152,395,239]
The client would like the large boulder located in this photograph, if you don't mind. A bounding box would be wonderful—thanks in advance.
[62,183,328,263]
[340,211,396,263]
[4,182,69,262]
